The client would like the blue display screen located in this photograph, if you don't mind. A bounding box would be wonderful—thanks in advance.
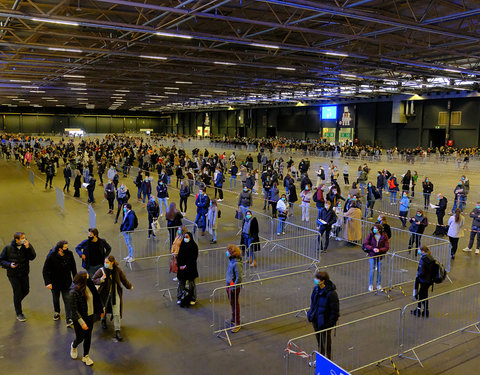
[321,106,337,120]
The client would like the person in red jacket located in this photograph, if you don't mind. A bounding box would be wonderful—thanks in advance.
[363,224,390,292]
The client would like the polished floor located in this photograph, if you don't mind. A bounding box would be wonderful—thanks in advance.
[1,145,480,375]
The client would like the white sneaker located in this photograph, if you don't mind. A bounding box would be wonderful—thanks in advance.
[463,247,472,252]
[70,342,78,359]
[218,199,223,202]
[377,284,382,290]
[123,256,131,261]
[476,249,479,255]
[82,355,94,366]
[172,277,178,281]
[368,285,373,292]
[277,233,281,235]
[129,258,135,262]
[190,301,196,305]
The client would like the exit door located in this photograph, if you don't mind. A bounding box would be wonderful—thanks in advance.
[429,129,446,148]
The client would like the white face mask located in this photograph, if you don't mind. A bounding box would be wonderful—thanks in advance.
[184,238,190,243]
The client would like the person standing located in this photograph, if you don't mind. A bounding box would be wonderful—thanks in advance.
[63,163,72,193]
[0,232,36,321]
[463,202,480,254]
[120,203,136,262]
[408,209,428,253]
[399,192,410,228]
[43,240,77,327]
[229,162,238,189]
[104,179,116,214]
[179,180,190,214]
[86,177,96,204]
[447,208,464,259]
[156,180,169,216]
[214,167,224,201]
[147,196,159,239]
[75,228,112,278]
[237,186,252,218]
[365,182,379,219]
[206,199,219,244]
[69,271,103,366]
[276,194,288,235]
[114,184,130,224]
[342,162,349,185]
[288,183,298,217]
[166,203,183,246]
[422,177,434,209]
[240,210,260,267]
[411,246,435,318]
[45,161,55,189]
[269,182,280,218]
[432,193,448,235]
[195,189,209,235]
[452,180,466,212]
[300,184,313,222]
[93,255,133,342]
[307,271,340,361]
[176,232,199,306]
[316,201,337,253]
[73,170,82,198]
[141,176,152,204]
[363,224,390,291]
[226,244,243,333]
[388,174,399,204]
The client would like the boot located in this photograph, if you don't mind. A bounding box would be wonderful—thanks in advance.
[101,319,107,329]
[115,330,123,341]
[250,260,257,267]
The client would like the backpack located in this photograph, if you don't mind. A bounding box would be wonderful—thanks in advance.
[388,179,396,189]
[133,211,139,229]
[179,289,192,307]
[432,261,447,284]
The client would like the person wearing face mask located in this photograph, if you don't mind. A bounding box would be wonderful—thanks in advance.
[387,174,399,204]
[376,171,385,200]
[462,202,480,254]
[237,186,252,218]
[229,162,239,188]
[300,184,314,222]
[114,184,130,224]
[262,175,272,210]
[363,224,390,291]
[179,179,190,214]
[431,193,448,236]
[43,240,77,327]
[140,176,152,204]
[447,208,464,259]
[376,215,391,240]
[343,201,362,245]
[120,204,137,262]
[269,182,280,218]
[399,192,410,227]
[104,179,116,214]
[194,189,209,235]
[411,246,435,318]
[214,167,224,201]
[316,201,337,253]
[0,232,36,322]
[134,171,143,201]
[170,226,188,281]
[206,199,219,244]
[364,181,379,219]
[225,244,243,333]
[452,180,466,212]
[276,194,288,235]
[93,256,133,342]
[69,271,104,366]
[176,232,199,306]
[240,211,260,267]
[422,177,434,209]
[156,179,169,217]
[75,228,112,278]
[307,271,339,361]
[408,210,428,253]
[146,196,160,239]
[73,169,82,198]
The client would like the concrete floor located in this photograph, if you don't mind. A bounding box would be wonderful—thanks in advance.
[1,144,480,375]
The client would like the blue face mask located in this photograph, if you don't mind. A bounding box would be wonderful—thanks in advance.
[246,215,252,220]
[104,263,110,269]
[417,214,422,217]
[226,251,230,258]
[417,249,422,256]
[314,278,320,285]
[373,228,378,234]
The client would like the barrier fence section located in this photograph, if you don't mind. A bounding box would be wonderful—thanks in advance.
[211,269,314,346]
[117,220,197,261]
[156,233,320,300]
[400,282,480,367]
[285,309,402,375]
[55,187,65,213]
[284,282,480,374]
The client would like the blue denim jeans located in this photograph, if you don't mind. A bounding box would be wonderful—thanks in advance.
[452,196,465,212]
[369,257,382,286]
[230,176,237,188]
[390,191,397,204]
[122,232,134,258]
[242,234,254,262]
[137,187,142,200]
[142,192,150,203]
[159,197,168,214]
[195,212,206,231]
[277,216,286,234]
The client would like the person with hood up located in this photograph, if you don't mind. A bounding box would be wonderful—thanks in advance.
[363,224,390,291]
[307,271,340,360]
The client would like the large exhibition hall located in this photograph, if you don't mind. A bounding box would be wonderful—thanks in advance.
[1,1,480,374]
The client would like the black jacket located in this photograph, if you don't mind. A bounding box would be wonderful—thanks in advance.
[436,197,447,215]
[0,240,36,277]
[147,200,160,218]
[75,238,112,269]
[307,280,340,330]
[317,207,337,230]
[469,208,480,227]
[417,254,435,285]
[42,247,77,290]
[70,279,103,323]
[176,234,199,281]
[240,217,260,251]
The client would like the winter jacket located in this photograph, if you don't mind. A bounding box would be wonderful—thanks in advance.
[269,186,279,203]
[436,197,448,215]
[120,210,136,232]
[238,190,252,207]
[417,254,435,285]
[176,236,199,281]
[147,200,160,218]
[0,240,36,278]
[70,279,103,324]
[93,265,132,318]
[317,207,337,230]
[422,181,434,194]
[447,215,464,238]
[288,185,298,203]
[43,247,77,290]
[307,280,340,330]
[75,237,112,269]
[195,193,209,215]
[180,184,190,198]
[245,176,255,190]
[226,258,243,290]
[399,196,410,212]
[240,217,260,252]
[214,172,224,187]
[276,199,288,216]
[300,189,313,203]
[363,233,390,257]
[469,208,480,227]
[116,188,130,205]
[207,206,218,232]
[157,182,168,198]
[409,215,428,234]
[104,182,115,200]
[376,174,385,189]
[454,184,466,199]
[141,179,152,195]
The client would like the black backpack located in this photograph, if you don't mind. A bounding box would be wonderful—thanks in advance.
[132,211,139,229]
[432,260,447,284]
[179,289,192,307]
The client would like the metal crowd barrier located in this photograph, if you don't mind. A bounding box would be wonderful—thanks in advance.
[285,308,402,375]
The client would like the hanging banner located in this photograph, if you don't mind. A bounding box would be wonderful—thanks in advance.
[338,105,355,127]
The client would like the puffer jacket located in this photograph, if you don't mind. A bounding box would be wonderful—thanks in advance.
[307,280,340,330]
[0,240,36,277]
[363,233,390,257]
[226,257,243,291]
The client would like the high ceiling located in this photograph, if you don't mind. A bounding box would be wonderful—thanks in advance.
[0,0,479,111]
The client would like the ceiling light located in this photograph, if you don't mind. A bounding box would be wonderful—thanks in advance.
[444,68,461,73]
[325,51,349,57]
[30,90,45,93]
[115,89,130,93]
[249,43,279,49]
[68,82,86,86]
[164,87,179,90]
[63,74,85,78]
[139,55,167,60]
[70,87,86,90]
[214,61,237,66]
[21,85,38,89]
[200,94,212,97]
[32,18,79,26]
[165,92,178,95]
[56,104,65,107]
[175,81,192,84]
[10,79,31,83]
[214,90,227,93]
[48,47,83,53]
[276,67,296,71]
[155,31,192,39]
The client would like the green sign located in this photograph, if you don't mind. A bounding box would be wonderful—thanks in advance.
[324,132,335,137]
[340,132,351,137]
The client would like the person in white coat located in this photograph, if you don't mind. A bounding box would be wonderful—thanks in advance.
[206,199,218,244]
[447,208,464,260]
[300,185,314,222]
[276,194,288,235]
